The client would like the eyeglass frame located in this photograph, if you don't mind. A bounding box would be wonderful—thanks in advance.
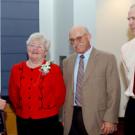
[69,33,87,45]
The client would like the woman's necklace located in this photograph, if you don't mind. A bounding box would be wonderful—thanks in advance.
[27,59,43,68]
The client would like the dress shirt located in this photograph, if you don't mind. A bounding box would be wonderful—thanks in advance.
[121,38,135,98]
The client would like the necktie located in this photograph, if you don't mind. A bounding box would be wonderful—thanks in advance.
[75,55,84,106]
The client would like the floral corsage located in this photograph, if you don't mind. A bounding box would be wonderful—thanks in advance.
[40,60,52,75]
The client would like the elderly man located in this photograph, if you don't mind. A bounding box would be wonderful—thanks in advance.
[63,25,120,135]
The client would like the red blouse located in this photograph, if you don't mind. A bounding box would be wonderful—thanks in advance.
[8,61,66,119]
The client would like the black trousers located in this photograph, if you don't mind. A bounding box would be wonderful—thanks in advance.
[69,106,88,135]
[16,115,63,135]
[124,97,135,135]
[0,111,4,133]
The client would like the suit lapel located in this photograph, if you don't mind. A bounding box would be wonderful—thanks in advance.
[68,49,98,90]
[69,53,77,91]
[83,48,98,83]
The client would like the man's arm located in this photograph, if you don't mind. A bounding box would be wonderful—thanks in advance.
[101,55,121,134]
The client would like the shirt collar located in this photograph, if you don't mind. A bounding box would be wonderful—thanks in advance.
[78,45,93,59]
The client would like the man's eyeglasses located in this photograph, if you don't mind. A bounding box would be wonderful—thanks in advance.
[69,34,86,45]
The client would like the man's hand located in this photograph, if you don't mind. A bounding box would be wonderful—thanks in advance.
[101,121,117,135]
[0,98,7,110]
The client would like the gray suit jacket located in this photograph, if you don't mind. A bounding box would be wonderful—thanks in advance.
[63,48,120,135]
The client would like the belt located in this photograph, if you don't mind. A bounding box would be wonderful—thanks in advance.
[74,106,82,110]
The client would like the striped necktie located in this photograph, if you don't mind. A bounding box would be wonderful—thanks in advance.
[75,55,84,106]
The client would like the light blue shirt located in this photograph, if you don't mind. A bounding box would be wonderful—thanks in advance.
[74,46,93,105]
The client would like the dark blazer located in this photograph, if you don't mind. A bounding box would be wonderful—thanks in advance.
[63,48,120,135]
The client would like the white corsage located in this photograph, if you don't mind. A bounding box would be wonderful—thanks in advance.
[40,60,52,75]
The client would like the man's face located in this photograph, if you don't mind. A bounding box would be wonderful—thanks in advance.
[69,28,91,54]
[128,7,135,36]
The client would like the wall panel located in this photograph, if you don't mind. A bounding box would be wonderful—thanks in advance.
[1,0,39,96]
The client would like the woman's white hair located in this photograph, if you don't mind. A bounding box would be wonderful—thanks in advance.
[26,32,50,50]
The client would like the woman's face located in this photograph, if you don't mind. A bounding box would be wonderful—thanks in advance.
[27,39,47,61]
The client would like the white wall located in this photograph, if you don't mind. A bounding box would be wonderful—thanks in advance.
[39,0,96,64]
[39,0,73,64]
[39,0,55,60]
[74,0,96,46]
[53,0,73,63]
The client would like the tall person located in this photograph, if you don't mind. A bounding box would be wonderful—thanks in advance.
[63,26,120,135]
[121,4,135,135]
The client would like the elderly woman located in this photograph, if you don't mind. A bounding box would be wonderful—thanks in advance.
[8,33,66,135]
